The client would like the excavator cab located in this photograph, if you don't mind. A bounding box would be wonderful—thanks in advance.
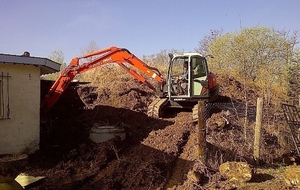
[147,52,219,118]
[167,53,211,101]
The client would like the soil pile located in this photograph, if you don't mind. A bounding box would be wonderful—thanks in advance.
[23,77,296,189]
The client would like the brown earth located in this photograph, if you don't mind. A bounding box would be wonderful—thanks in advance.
[20,76,298,189]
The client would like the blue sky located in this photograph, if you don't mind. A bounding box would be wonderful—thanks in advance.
[1,0,299,63]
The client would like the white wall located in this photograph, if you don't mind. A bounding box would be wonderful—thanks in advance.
[0,63,40,154]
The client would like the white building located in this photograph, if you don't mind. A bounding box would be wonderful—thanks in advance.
[0,52,60,154]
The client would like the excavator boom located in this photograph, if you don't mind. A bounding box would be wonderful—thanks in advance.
[42,46,164,113]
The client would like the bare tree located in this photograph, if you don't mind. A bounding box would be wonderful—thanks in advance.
[207,26,299,139]
[49,50,65,70]
[78,41,100,82]
[80,41,99,56]
[195,29,223,56]
[42,50,65,80]
[208,26,298,105]
[287,47,300,105]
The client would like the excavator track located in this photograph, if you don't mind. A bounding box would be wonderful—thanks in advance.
[147,98,168,118]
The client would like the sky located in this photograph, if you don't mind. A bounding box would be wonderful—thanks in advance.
[1,0,299,63]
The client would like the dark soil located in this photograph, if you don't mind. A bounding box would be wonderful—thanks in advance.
[20,77,297,189]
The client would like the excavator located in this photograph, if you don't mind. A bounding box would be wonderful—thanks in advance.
[42,46,219,120]
[147,52,219,120]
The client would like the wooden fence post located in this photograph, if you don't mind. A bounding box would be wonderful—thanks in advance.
[197,101,206,163]
[254,97,263,161]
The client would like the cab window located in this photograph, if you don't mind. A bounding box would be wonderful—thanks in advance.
[191,57,207,78]
[171,57,188,76]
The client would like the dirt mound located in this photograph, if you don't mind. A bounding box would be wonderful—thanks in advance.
[24,77,295,189]
[217,74,259,102]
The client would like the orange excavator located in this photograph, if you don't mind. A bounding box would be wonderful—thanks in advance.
[42,46,164,113]
[42,46,219,119]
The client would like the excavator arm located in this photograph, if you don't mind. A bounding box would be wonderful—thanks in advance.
[42,46,164,113]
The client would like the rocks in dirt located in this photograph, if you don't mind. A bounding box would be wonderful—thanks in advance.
[206,110,230,131]
[219,161,253,182]
[284,166,300,187]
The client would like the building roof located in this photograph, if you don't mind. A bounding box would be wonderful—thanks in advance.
[0,53,60,75]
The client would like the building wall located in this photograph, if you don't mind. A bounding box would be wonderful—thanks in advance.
[0,63,40,154]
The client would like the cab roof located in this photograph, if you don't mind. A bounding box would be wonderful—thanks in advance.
[173,52,204,57]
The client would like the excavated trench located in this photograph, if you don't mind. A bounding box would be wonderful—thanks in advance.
[22,79,295,189]
[30,80,199,189]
